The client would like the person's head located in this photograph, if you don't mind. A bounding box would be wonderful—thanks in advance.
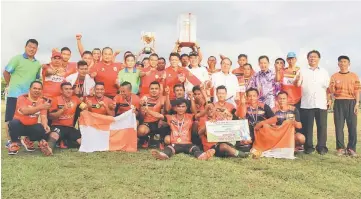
[82,51,93,66]
[77,60,88,77]
[92,48,101,61]
[206,103,215,117]
[157,57,166,70]
[123,51,132,61]
[94,82,105,98]
[258,55,269,72]
[173,84,185,99]
[29,81,43,98]
[120,81,132,98]
[125,54,136,68]
[192,86,203,102]
[220,58,232,74]
[237,54,248,67]
[275,58,285,69]
[25,39,38,57]
[277,91,288,107]
[61,47,72,62]
[216,85,227,102]
[337,55,350,72]
[169,53,181,67]
[149,53,159,68]
[51,52,63,67]
[60,82,73,98]
[246,88,259,104]
[142,57,150,68]
[307,50,321,67]
[207,56,217,68]
[102,47,113,63]
[189,51,199,67]
[286,52,297,67]
[174,98,188,115]
[136,62,144,68]
[243,63,253,78]
[149,81,160,97]
[180,54,189,67]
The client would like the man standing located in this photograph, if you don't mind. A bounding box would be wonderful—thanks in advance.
[3,39,42,147]
[329,56,360,157]
[60,47,77,77]
[184,51,209,94]
[139,53,165,97]
[296,50,331,155]
[66,61,95,100]
[157,57,166,71]
[42,52,66,99]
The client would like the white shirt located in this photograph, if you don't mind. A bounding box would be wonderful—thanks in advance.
[66,72,95,96]
[211,71,239,106]
[184,66,209,93]
[299,66,330,109]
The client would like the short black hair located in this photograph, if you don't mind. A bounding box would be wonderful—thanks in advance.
[82,51,92,57]
[220,57,232,65]
[61,47,71,53]
[208,56,217,60]
[60,82,72,89]
[142,57,149,62]
[275,58,285,64]
[277,91,288,97]
[238,54,247,60]
[173,84,185,91]
[169,52,181,60]
[92,48,101,53]
[244,63,253,69]
[159,57,166,63]
[258,55,269,62]
[149,53,159,59]
[189,51,198,57]
[30,80,42,88]
[26,39,38,47]
[125,54,135,61]
[246,88,259,96]
[180,54,189,59]
[307,50,321,59]
[102,47,113,54]
[77,60,88,68]
[192,85,201,93]
[120,81,132,90]
[124,51,132,56]
[95,82,104,87]
[149,81,160,88]
[216,85,227,93]
[338,55,350,62]
[174,98,188,107]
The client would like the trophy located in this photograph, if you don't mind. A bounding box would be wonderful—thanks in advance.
[141,32,155,54]
[177,13,197,47]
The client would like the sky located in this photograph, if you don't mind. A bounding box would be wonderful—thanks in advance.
[1,1,361,77]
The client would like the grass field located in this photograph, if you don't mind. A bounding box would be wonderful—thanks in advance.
[1,103,361,199]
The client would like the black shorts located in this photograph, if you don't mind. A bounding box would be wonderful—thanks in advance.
[141,122,159,135]
[5,97,17,122]
[169,144,197,154]
[212,142,235,157]
[51,125,81,141]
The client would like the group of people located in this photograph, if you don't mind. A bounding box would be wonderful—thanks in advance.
[3,35,360,160]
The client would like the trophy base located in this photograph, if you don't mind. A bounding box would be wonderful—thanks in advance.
[144,47,152,54]
[179,42,195,48]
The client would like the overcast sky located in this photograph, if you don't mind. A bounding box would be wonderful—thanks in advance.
[1,1,361,76]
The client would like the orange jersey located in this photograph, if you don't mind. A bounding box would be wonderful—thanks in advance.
[166,114,194,144]
[13,95,47,125]
[86,96,114,115]
[140,68,166,97]
[280,67,302,105]
[141,95,165,123]
[64,62,77,77]
[232,67,255,84]
[330,72,360,99]
[113,94,140,115]
[42,64,66,98]
[91,61,122,97]
[198,116,217,151]
[50,96,81,127]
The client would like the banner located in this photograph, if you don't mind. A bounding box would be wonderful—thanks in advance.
[206,120,250,142]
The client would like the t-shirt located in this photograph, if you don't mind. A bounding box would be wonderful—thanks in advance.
[113,94,140,116]
[169,98,192,115]
[280,67,302,105]
[139,67,166,97]
[330,72,360,99]
[165,114,194,144]
[86,96,114,115]
[4,54,42,98]
[236,102,275,126]
[211,72,239,105]
[118,67,141,94]
[42,64,66,98]
[141,95,165,123]
[64,62,77,77]
[91,61,122,97]
[232,67,255,84]
[50,96,81,127]
[272,105,300,126]
[13,95,47,125]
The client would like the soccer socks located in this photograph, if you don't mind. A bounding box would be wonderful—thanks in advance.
[48,137,57,150]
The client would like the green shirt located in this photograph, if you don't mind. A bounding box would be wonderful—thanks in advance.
[118,67,140,94]
[5,53,41,98]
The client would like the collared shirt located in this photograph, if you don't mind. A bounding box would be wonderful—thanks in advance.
[211,72,239,106]
[4,53,41,98]
[247,69,280,108]
[118,67,140,94]
[299,66,330,109]
[184,66,209,93]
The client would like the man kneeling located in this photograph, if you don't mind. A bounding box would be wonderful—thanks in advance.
[150,99,215,160]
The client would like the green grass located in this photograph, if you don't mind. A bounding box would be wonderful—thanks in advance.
[1,103,361,199]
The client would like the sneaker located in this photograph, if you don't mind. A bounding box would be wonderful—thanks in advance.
[304,148,315,154]
[151,149,169,160]
[295,145,304,152]
[198,149,216,160]
[142,140,149,149]
[21,137,35,152]
[336,149,346,156]
[5,140,11,149]
[347,149,358,158]
[159,143,165,150]
[39,140,53,156]
[59,140,68,149]
[8,143,20,155]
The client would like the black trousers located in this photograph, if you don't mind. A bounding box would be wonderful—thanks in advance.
[300,108,328,153]
[164,144,203,158]
[8,119,46,142]
[333,99,357,151]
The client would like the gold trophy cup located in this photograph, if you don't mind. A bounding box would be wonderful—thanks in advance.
[141,32,155,54]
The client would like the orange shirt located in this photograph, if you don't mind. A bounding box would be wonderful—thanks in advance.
[50,96,81,127]
[232,67,255,84]
[64,62,77,77]
[86,96,114,115]
[280,67,302,105]
[330,72,360,99]
[91,61,122,97]
[198,116,217,151]
[113,94,140,115]
[166,114,194,144]
[42,64,66,98]
[13,95,47,125]
[141,95,165,123]
[140,67,166,97]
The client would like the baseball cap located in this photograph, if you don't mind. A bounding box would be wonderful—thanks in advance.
[51,52,62,58]
[287,52,296,58]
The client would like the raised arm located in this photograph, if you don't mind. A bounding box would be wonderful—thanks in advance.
[76,34,85,56]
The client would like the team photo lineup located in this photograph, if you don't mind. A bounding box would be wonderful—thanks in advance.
[3,32,360,160]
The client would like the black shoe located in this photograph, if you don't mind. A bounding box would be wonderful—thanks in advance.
[318,150,327,155]
[304,148,315,154]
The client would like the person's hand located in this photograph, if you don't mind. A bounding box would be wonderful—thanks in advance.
[140,96,148,106]
[275,63,283,72]
[109,102,116,110]
[39,100,51,110]
[43,124,51,133]
[187,91,194,100]
[164,86,170,96]
[90,72,97,78]
[327,99,332,110]
[86,100,92,108]
[254,122,264,131]
[52,48,59,53]
[47,67,55,76]
[178,74,186,83]
[354,103,359,115]
[115,50,121,55]
[76,34,82,40]
[98,101,105,107]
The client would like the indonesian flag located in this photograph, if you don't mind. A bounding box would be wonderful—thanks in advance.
[78,110,137,153]
[251,121,295,159]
